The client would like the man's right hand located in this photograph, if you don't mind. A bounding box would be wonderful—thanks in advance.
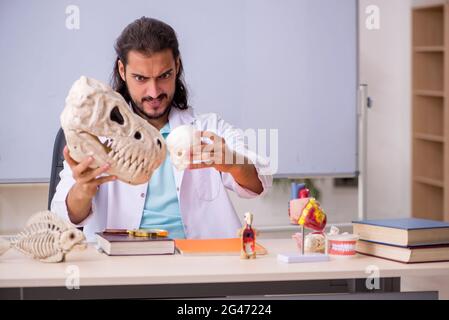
[64,145,116,224]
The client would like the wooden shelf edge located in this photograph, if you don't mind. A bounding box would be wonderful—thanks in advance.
[413,176,445,188]
[413,90,445,97]
[414,133,445,143]
[414,46,444,52]
[412,3,444,11]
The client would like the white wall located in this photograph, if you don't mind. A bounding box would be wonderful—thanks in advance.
[359,0,412,219]
[0,0,418,234]
[0,184,48,234]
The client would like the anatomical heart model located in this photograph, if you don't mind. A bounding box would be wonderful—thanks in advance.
[61,76,166,185]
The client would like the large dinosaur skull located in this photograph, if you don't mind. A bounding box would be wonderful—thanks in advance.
[61,76,166,185]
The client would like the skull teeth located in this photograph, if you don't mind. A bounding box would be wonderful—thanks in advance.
[129,161,138,173]
[124,159,131,168]
[106,146,148,176]
[100,136,115,154]
[137,161,144,173]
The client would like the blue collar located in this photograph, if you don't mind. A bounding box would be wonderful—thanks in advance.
[160,122,170,135]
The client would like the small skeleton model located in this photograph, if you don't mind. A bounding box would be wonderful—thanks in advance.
[238,212,257,259]
[61,76,167,185]
[0,211,86,263]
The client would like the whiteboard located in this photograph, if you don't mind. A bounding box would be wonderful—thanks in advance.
[0,0,358,182]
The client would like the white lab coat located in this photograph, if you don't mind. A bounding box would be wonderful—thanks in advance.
[51,106,272,242]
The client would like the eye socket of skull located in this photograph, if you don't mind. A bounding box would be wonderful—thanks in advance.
[156,138,162,149]
[110,106,125,125]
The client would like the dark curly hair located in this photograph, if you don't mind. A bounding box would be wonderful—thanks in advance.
[111,17,188,110]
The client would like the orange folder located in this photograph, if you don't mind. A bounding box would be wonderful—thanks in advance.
[175,238,268,256]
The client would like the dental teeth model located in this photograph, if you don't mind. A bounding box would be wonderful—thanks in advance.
[326,226,359,257]
[61,76,166,185]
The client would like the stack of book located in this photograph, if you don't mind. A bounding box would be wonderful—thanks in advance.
[96,232,175,256]
[353,218,449,263]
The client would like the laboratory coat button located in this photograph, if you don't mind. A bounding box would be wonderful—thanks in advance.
[140,193,145,198]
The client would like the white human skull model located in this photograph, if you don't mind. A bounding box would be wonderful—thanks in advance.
[166,124,201,171]
[61,76,166,185]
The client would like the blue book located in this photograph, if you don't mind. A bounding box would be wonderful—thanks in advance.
[356,240,449,263]
[352,218,449,247]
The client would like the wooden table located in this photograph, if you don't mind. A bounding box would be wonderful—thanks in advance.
[1,239,448,299]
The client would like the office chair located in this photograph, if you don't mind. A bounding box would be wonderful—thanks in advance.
[48,128,66,210]
[48,128,84,231]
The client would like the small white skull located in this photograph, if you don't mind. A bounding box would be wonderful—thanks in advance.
[166,124,201,171]
[244,212,254,226]
[61,76,166,185]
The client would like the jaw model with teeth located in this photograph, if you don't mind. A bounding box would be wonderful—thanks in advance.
[61,76,166,185]
[326,227,359,257]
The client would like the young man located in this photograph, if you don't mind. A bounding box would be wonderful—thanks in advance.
[51,17,272,242]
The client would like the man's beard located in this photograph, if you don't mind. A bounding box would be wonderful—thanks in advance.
[129,93,172,122]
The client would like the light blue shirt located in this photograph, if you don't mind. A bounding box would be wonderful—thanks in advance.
[139,122,186,239]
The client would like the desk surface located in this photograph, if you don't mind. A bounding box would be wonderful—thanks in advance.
[1,239,449,288]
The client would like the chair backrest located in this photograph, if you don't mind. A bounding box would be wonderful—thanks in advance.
[48,128,66,210]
